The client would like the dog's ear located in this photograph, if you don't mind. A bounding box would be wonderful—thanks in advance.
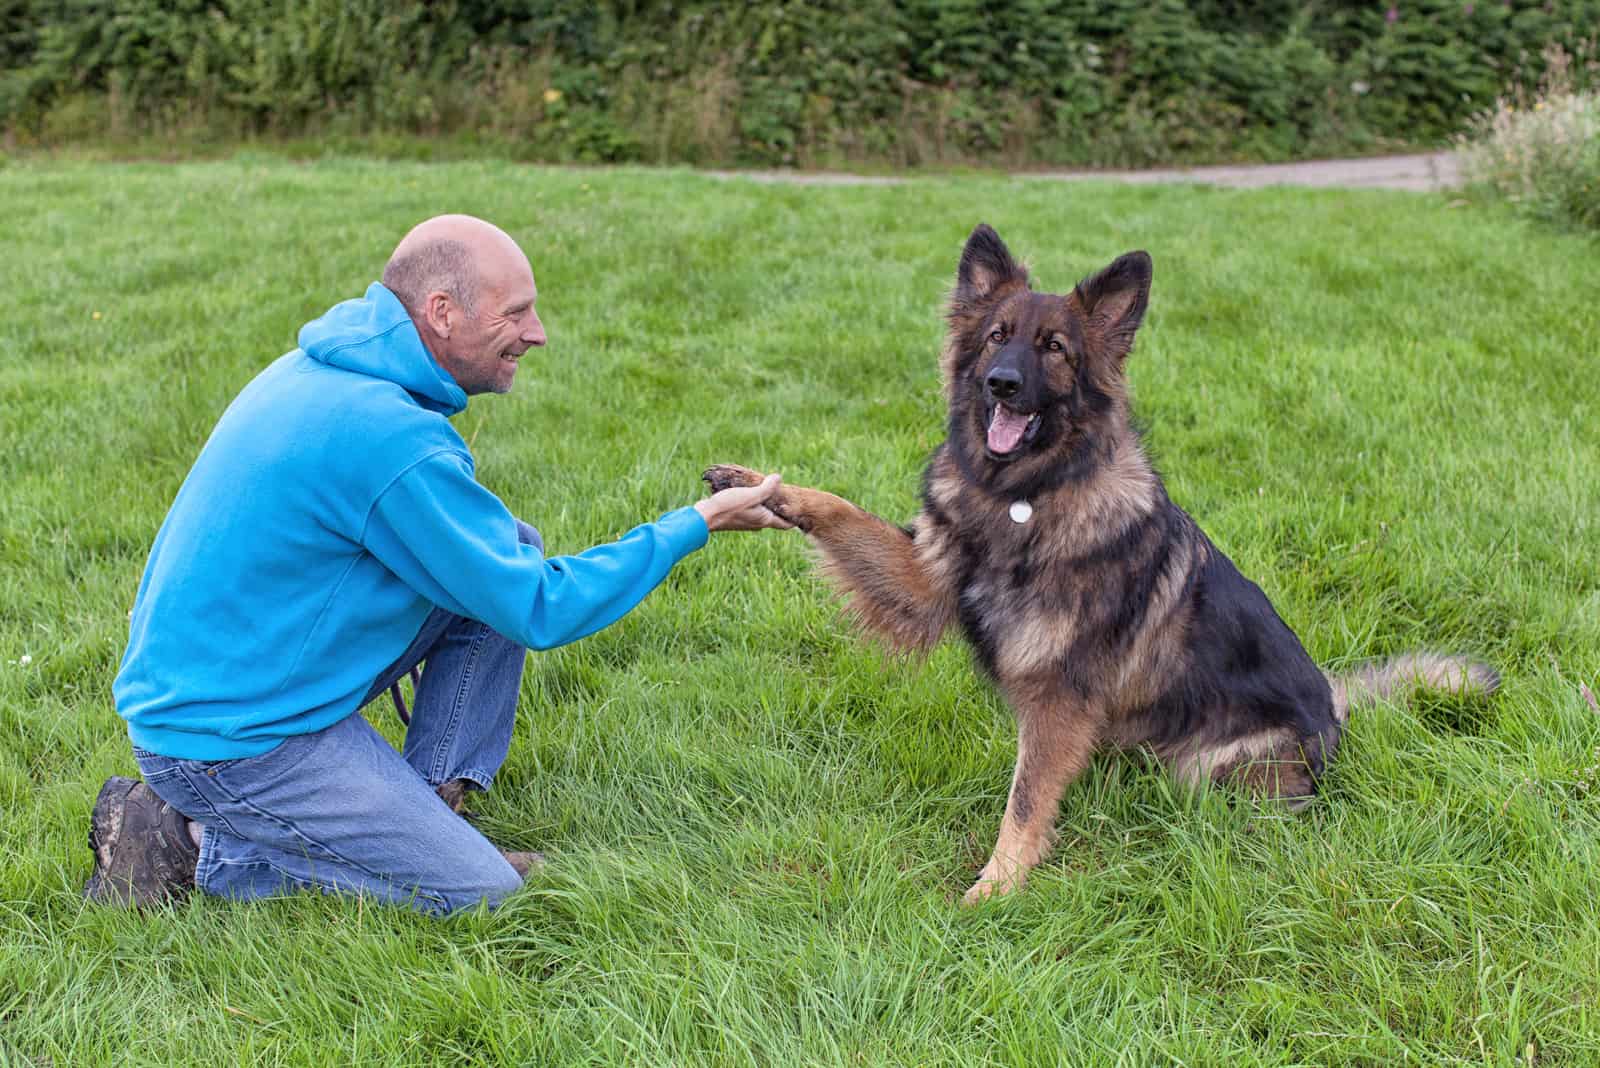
[1074,251,1152,360]
[953,223,1028,305]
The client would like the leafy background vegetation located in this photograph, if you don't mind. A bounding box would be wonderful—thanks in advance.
[4,0,1599,167]
[1458,41,1600,231]
[1,161,1597,1064]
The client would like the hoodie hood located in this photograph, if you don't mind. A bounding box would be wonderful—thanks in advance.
[298,283,467,416]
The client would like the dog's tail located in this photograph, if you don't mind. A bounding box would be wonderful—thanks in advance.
[1327,651,1499,723]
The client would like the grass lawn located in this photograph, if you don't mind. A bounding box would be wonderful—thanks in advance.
[1,158,1597,1066]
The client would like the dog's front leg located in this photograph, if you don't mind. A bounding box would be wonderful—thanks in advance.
[965,691,1104,904]
[704,464,955,652]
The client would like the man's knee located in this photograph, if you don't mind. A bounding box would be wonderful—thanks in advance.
[440,856,525,915]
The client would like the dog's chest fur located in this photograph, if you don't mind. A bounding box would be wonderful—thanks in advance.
[923,445,1185,689]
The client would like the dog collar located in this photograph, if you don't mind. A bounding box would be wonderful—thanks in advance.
[1009,500,1033,524]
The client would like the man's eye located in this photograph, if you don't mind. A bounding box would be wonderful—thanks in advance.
[989,328,1005,343]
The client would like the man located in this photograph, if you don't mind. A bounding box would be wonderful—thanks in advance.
[86,214,787,915]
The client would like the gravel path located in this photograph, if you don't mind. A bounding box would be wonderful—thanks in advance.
[709,151,1462,192]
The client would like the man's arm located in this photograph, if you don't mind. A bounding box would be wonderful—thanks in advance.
[361,452,782,650]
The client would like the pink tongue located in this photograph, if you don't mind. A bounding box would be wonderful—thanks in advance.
[987,406,1031,454]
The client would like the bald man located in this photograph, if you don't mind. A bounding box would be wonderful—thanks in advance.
[86,215,787,915]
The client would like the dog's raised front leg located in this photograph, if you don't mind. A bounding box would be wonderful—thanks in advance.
[703,463,955,652]
[965,687,1104,905]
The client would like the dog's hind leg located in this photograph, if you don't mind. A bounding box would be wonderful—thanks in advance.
[965,687,1104,904]
[1167,725,1336,810]
[704,463,957,652]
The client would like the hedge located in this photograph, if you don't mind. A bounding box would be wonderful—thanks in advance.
[4,0,1597,166]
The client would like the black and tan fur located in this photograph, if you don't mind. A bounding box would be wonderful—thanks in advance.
[706,224,1496,903]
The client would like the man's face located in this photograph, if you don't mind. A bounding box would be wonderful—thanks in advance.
[439,248,547,395]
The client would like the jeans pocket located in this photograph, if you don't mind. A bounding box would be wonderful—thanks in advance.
[180,756,242,777]
[132,747,182,784]
[132,755,232,832]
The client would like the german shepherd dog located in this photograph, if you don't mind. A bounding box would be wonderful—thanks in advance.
[705,224,1497,903]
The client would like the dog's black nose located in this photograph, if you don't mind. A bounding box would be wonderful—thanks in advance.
[986,367,1022,400]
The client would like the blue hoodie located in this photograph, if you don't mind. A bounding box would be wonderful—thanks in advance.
[114,283,709,761]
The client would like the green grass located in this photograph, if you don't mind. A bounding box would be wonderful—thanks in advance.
[1,159,1597,1066]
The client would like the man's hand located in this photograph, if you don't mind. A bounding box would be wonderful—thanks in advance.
[695,473,794,532]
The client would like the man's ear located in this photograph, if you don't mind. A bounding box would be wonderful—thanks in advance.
[953,223,1029,306]
[423,290,455,339]
[1073,251,1152,360]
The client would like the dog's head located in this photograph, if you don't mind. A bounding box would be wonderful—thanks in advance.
[941,224,1151,497]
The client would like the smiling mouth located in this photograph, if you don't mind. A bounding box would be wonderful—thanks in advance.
[985,403,1041,458]
[499,350,521,364]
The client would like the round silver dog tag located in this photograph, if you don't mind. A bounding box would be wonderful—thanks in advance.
[1009,500,1033,524]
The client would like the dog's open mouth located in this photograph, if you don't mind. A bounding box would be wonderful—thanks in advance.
[985,403,1042,457]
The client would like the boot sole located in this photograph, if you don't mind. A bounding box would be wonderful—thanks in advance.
[85,775,138,883]
[83,777,197,907]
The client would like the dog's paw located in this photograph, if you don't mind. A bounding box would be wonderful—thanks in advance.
[961,862,1026,906]
[702,463,767,493]
[702,463,811,531]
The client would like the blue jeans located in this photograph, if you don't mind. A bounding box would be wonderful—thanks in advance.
[132,522,540,916]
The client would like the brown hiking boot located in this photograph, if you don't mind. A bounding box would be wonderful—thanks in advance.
[436,777,475,815]
[83,776,199,907]
[500,850,546,879]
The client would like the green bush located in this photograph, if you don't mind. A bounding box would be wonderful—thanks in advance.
[4,0,1600,166]
[1458,43,1600,230]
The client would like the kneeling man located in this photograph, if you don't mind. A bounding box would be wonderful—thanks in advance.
[87,214,785,915]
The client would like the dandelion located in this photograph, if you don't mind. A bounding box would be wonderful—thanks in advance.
[92,311,102,320]
[543,88,562,104]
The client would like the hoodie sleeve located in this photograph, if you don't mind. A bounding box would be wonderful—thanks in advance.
[361,450,709,650]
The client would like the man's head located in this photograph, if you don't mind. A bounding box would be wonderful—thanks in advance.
[382,214,547,395]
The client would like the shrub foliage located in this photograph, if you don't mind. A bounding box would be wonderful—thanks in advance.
[4,0,1598,166]
[1458,43,1600,230]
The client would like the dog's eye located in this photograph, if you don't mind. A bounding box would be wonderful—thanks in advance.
[1047,339,1064,353]
[988,328,1005,344]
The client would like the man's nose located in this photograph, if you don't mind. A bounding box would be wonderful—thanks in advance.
[523,311,547,347]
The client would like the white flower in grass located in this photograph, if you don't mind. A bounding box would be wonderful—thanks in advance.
[19,654,30,666]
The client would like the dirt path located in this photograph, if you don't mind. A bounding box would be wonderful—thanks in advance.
[710,151,1462,192]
